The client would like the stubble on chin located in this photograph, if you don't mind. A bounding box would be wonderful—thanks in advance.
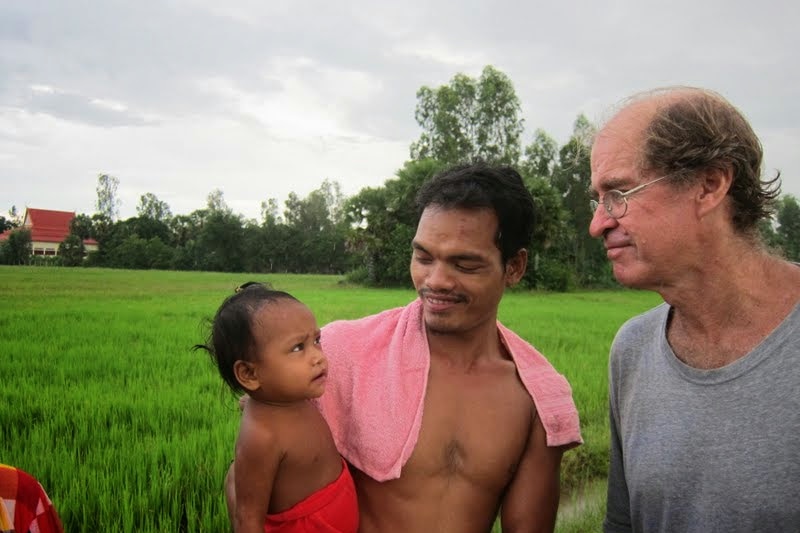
[423,316,456,337]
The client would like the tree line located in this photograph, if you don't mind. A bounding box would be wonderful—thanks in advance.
[2,66,799,289]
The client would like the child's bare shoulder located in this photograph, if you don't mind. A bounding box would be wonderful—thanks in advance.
[237,402,284,456]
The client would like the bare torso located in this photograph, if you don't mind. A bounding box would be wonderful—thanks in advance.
[353,352,534,533]
[241,400,342,513]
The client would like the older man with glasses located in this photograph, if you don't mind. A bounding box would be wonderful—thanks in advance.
[589,87,800,533]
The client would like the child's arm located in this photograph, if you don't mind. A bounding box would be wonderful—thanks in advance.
[233,415,282,533]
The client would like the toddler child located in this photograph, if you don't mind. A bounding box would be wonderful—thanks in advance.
[195,282,358,533]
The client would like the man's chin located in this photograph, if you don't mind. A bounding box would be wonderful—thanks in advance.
[423,316,459,336]
[612,263,651,290]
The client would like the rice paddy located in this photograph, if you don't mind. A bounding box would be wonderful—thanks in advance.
[0,266,661,531]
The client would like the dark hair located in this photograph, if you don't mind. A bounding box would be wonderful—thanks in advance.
[414,161,535,264]
[193,282,298,395]
[640,88,780,234]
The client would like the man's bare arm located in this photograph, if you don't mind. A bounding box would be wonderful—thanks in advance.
[500,411,564,533]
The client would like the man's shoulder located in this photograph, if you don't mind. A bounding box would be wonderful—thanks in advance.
[322,302,411,333]
[616,302,669,338]
[608,303,669,373]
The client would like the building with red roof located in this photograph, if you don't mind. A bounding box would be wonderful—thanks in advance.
[0,208,99,256]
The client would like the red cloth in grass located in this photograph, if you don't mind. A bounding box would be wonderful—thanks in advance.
[0,464,64,533]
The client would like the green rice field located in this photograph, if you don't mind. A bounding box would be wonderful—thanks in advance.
[0,266,661,531]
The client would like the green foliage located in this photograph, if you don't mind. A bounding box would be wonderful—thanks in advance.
[59,233,86,267]
[776,194,800,261]
[136,193,173,222]
[343,159,445,285]
[279,180,349,274]
[108,235,174,270]
[758,218,781,250]
[0,228,32,265]
[521,128,559,180]
[0,215,17,232]
[410,66,523,166]
[195,210,247,272]
[553,480,607,533]
[70,213,93,240]
[260,198,282,226]
[530,255,577,292]
[206,188,229,213]
[546,115,611,288]
[520,175,568,289]
[96,173,121,221]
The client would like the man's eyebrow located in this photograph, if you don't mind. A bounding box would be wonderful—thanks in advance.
[449,252,487,262]
[596,176,634,192]
[411,241,487,262]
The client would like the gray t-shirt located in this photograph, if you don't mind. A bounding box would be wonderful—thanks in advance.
[604,302,800,533]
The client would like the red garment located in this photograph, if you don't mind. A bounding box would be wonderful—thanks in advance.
[0,465,64,533]
[264,459,358,533]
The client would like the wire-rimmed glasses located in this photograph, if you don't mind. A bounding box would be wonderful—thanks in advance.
[590,175,670,219]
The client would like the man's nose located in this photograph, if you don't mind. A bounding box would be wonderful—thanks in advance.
[589,204,617,238]
[426,261,455,290]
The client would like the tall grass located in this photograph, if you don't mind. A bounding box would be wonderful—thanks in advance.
[0,266,660,531]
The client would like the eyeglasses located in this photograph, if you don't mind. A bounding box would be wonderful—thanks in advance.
[590,175,670,219]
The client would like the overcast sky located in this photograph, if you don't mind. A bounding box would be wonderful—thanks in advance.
[1,0,798,221]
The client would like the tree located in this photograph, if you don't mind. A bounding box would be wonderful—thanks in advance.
[776,194,800,261]
[70,214,94,240]
[96,174,121,221]
[281,181,349,274]
[1,206,22,232]
[8,206,21,225]
[260,198,282,227]
[59,233,86,267]
[1,228,32,265]
[284,191,330,232]
[136,193,172,222]
[410,65,523,166]
[343,159,446,285]
[206,189,229,213]
[549,114,611,287]
[521,129,558,180]
[195,209,246,272]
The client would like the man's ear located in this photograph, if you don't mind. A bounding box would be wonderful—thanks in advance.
[233,360,260,392]
[504,248,528,287]
[695,166,733,218]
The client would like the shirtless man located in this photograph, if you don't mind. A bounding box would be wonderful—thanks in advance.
[227,162,581,532]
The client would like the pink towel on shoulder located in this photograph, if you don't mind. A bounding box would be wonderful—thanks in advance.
[317,298,582,482]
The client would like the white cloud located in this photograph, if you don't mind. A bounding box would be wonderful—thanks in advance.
[90,98,128,113]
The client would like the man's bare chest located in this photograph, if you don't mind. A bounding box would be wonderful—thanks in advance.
[405,365,533,486]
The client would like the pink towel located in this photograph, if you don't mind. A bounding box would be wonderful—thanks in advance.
[317,298,582,482]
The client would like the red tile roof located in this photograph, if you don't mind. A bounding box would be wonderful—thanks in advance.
[0,208,98,245]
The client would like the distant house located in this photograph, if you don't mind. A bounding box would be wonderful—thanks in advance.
[0,208,99,256]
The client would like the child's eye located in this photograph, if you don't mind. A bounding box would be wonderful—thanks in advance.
[291,343,304,352]
[314,335,321,345]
